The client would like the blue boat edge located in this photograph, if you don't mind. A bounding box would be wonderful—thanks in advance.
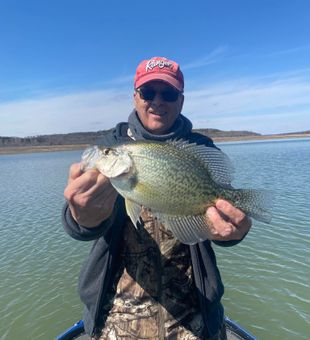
[56,317,256,340]
[56,320,85,340]
[224,316,256,340]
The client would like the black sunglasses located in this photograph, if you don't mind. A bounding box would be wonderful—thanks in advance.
[136,86,180,102]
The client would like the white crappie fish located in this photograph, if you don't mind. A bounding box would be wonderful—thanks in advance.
[81,140,272,244]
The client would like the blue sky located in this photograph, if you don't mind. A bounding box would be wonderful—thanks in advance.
[1,0,310,137]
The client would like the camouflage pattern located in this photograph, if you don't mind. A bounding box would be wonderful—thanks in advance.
[93,208,210,340]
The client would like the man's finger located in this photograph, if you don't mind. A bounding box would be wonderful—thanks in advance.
[206,206,236,240]
[215,199,247,226]
[68,163,84,184]
[65,169,102,201]
[84,176,117,204]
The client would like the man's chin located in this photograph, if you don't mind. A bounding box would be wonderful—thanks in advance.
[147,121,171,135]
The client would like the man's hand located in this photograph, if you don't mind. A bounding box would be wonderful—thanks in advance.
[206,199,252,241]
[64,163,118,228]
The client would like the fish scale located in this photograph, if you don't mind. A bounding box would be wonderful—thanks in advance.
[125,143,213,215]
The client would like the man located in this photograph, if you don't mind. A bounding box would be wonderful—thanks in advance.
[62,56,252,339]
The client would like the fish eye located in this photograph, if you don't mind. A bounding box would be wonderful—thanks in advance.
[103,148,111,155]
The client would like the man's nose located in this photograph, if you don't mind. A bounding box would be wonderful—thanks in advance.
[152,92,164,104]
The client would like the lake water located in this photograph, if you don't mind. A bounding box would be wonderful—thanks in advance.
[0,139,309,339]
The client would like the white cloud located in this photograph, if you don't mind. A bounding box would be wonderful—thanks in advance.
[1,67,310,137]
[265,44,310,57]
[0,89,133,137]
[184,72,310,134]
[183,46,229,70]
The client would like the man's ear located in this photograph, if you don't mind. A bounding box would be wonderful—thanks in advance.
[179,94,184,112]
[133,91,138,104]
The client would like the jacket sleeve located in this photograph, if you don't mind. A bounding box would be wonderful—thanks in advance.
[212,237,246,247]
[62,195,124,241]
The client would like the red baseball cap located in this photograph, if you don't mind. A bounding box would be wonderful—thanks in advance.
[134,56,184,92]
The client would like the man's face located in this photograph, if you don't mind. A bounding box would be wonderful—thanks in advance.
[134,81,184,135]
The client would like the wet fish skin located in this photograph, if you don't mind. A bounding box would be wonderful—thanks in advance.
[81,140,271,244]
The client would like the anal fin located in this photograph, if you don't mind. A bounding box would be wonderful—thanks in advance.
[156,213,210,245]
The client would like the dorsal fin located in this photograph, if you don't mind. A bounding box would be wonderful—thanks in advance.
[168,139,234,185]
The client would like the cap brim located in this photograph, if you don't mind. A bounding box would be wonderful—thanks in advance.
[135,74,183,92]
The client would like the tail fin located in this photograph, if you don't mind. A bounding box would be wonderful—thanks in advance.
[226,188,272,223]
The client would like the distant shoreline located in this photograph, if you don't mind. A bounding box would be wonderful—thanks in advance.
[213,133,310,143]
[0,144,87,155]
[0,133,309,155]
